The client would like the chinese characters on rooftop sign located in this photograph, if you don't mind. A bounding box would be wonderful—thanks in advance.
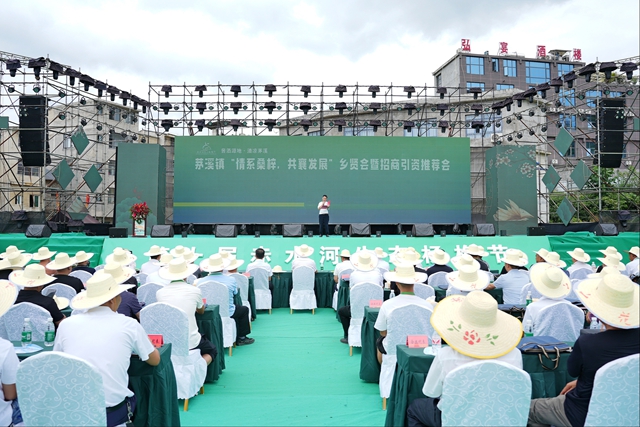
[498,42,508,55]
[536,45,546,59]
[461,39,471,52]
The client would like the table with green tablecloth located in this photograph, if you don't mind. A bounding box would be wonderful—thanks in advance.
[270,271,334,308]
[360,306,381,382]
[384,345,575,427]
[195,305,225,382]
[434,287,504,304]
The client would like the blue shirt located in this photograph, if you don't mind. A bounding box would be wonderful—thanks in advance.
[199,273,237,316]
[493,269,530,304]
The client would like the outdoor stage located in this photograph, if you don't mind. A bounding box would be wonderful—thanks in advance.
[1,232,637,271]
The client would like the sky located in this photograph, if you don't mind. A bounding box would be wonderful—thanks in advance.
[1,0,638,99]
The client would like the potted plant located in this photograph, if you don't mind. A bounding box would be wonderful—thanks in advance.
[130,202,150,237]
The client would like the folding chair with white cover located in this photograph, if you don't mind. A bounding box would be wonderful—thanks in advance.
[585,353,639,426]
[197,281,237,356]
[230,273,252,320]
[1,302,51,341]
[42,283,77,300]
[134,272,148,285]
[140,302,206,411]
[440,360,532,426]
[186,274,197,285]
[332,269,353,310]
[16,351,106,426]
[413,282,435,300]
[137,283,163,306]
[348,282,383,355]
[566,279,581,303]
[570,268,592,281]
[519,282,542,304]
[534,302,585,342]
[380,304,434,408]
[249,267,272,314]
[69,270,92,285]
[427,272,449,289]
[290,266,317,314]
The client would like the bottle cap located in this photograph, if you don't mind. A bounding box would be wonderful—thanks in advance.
[24,317,30,321]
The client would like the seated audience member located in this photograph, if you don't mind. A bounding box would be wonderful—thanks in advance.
[349,250,382,287]
[73,251,96,274]
[54,271,160,427]
[197,254,254,346]
[11,264,66,326]
[627,246,639,283]
[155,258,216,364]
[140,245,166,276]
[106,247,137,272]
[246,248,273,291]
[530,248,550,270]
[445,255,490,297]
[395,247,428,277]
[46,253,84,293]
[485,249,530,304]
[103,263,142,320]
[406,291,524,427]
[374,247,390,275]
[426,249,453,277]
[528,274,639,427]
[598,253,628,276]
[332,249,352,285]
[0,279,20,427]
[374,264,432,363]
[566,247,592,278]
[464,243,490,271]
[0,251,32,280]
[145,253,172,286]
[291,245,317,272]
[522,263,572,328]
[32,247,57,275]
[0,246,24,259]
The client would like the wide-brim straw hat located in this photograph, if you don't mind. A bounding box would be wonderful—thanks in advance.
[567,248,590,263]
[502,249,528,267]
[181,248,203,264]
[350,250,379,272]
[535,248,549,259]
[587,266,623,280]
[429,249,451,266]
[374,247,388,259]
[144,245,167,257]
[627,246,640,258]
[170,245,188,258]
[105,248,137,266]
[446,263,490,292]
[159,258,199,281]
[0,280,18,318]
[53,295,70,310]
[272,265,283,273]
[294,244,314,258]
[46,252,77,271]
[200,254,228,273]
[599,246,622,261]
[226,255,245,271]
[102,262,136,285]
[393,248,423,266]
[597,256,627,272]
[465,244,488,257]
[74,251,94,263]
[340,249,351,258]
[71,271,134,310]
[383,264,427,285]
[4,252,33,269]
[431,291,523,359]
[0,245,25,259]
[32,247,57,261]
[577,274,639,329]
[159,253,173,265]
[451,254,480,270]
[9,264,56,288]
[530,263,571,299]
[541,251,567,268]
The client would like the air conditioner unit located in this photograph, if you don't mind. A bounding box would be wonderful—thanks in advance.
[552,159,559,165]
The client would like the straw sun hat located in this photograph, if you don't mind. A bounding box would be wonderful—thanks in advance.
[540,251,567,268]
[9,264,55,288]
[105,248,137,266]
[446,255,489,292]
[71,271,134,310]
[429,249,451,266]
[627,246,640,258]
[577,273,638,329]
[200,254,228,273]
[431,291,523,359]
[350,250,378,272]
[144,245,167,257]
[502,249,528,267]
[1,251,33,269]
[0,280,18,318]
[567,248,590,263]
[32,247,57,261]
[272,265,284,273]
[225,255,245,271]
[0,245,25,259]
[74,251,94,263]
[102,262,135,284]
[465,244,488,257]
[45,253,77,271]
[159,258,199,281]
[339,249,351,258]
[392,247,423,266]
[373,247,388,259]
[599,246,622,260]
[294,244,314,258]
[383,264,427,285]
[530,263,571,299]
[597,256,627,272]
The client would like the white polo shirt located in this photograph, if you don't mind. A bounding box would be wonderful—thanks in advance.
[156,281,204,349]
[145,271,170,286]
[0,338,18,426]
[626,258,639,279]
[374,294,434,332]
[334,260,353,281]
[246,259,273,277]
[53,306,155,407]
[140,259,162,276]
[292,257,317,271]
[350,269,383,287]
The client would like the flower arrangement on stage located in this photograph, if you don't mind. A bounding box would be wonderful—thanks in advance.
[130,202,151,224]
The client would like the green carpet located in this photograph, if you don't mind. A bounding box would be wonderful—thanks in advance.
[179,308,386,426]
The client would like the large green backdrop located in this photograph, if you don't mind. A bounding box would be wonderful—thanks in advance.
[174,136,471,224]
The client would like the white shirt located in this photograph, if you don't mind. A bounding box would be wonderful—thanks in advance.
[292,257,317,272]
[374,294,434,332]
[626,258,639,279]
[492,269,531,305]
[0,338,18,426]
[156,281,204,349]
[334,260,353,281]
[422,347,523,399]
[522,297,571,329]
[140,259,162,276]
[246,259,272,277]
[377,260,390,276]
[318,201,329,215]
[567,261,591,275]
[145,271,170,286]
[54,306,155,407]
[350,269,383,287]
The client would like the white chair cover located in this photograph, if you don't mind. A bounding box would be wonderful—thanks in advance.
[137,283,163,306]
[348,283,383,348]
[585,354,639,426]
[414,282,435,300]
[186,274,197,285]
[17,351,106,426]
[519,282,542,304]
[570,268,592,281]
[42,283,77,300]
[2,302,51,341]
[249,267,272,311]
[380,304,434,398]
[427,272,449,289]
[230,273,252,316]
[69,270,92,285]
[197,281,237,348]
[534,302,585,342]
[440,360,531,426]
[134,272,148,285]
[140,302,206,400]
[93,264,104,271]
[290,266,317,310]
[566,279,581,303]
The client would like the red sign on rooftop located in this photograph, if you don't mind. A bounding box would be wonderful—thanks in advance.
[461,39,471,52]
[498,42,508,55]
[573,48,582,61]
[537,45,546,58]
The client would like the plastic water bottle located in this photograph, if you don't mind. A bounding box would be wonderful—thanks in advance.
[44,317,55,347]
[591,262,597,272]
[590,316,600,330]
[525,291,532,306]
[389,290,395,299]
[524,319,533,337]
[431,331,442,355]
[21,318,32,347]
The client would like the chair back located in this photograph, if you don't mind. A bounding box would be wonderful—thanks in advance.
[350,282,383,318]
[249,267,270,291]
[42,283,77,300]
[534,302,584,342]
[140,302,190,357]
[427,272,449,289]
[3,302,51,341]
[93,264,104,271]
[519,282,542,304]
[230,273,250,301]
[197,281,231,317]
[585,354,639,426]
[69,270,92,285]
[565,279,581,303]
[17,351,106,426]
[414,282,435,300]
[386,304,434,356]
[292,266,315,291]
[134,272,148,285]
[570,268,592,281]
[440,360,531,426]
[341,268,354,282]
[186,274,197,285]
[137,283,163,306]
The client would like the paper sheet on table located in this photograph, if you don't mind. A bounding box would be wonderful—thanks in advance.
[14,344,43,354]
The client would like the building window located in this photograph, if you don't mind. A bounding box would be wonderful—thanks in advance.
[492,58,499,72]
[558,63,573,77]
[308,130,324,136]
[344,126,374,136]
[404,121,438,137]
[108,160,116,176]
[63,136,72,149]
[466,82,485,93]
[564,140,576,157]
[586,90,601,108]
[525,61,550,84]
[465,113,501,138]
[586,140,597,156]
[559,89,575,107]
[95,194,103,202]
[503,59,517,77]
[14,194,22,205]
[465,56,484,75]
[17,162,39,177]
[435,74,442,88]
[496,84,514,90]
[559,113,576,130]
[108,108,121,121]
[109,131,127,148]
[107,189,115,204]
[29,194,39,208]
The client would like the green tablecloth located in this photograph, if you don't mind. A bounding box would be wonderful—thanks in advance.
[270,271,334,308]
[360,307,381,383]
[196,305,225,382]
[384,345,575,427]
[434,287,504,304]
[335,279,350,320]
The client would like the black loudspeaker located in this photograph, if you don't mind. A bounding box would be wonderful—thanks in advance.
[283,224,304,237]
[109,227,127,238]
[215,224,237,237]
[597,99,625,168]
[594,223,619,236]
[527,226,546,236]
[19,96,51,167]
[473,223,496,236]
[151,225,174,238]
[349,223,371,237]
[412,223,435,237]
[25,224,51,238]
[83,223,111,236]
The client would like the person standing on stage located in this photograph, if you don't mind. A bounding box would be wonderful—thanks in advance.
[318,195,330,237]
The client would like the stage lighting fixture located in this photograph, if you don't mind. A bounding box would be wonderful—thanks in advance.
[300,85,311,97]
[556,120,562,128]
[80,118,87,126]
[529,129,535,136]
[107,86,120,101]
[523,88,537,103]
[516,132,523,139]
[577,91,586,100]
[598,62,617,80]
[541,125,547,132]
[195,85,207,97]
[495,121,501,129]
[299,102,311,114]
[335,85,347,98]
[7,85,15,93]
[332,119,345,132]
[540,106,547,113]
[79,74,95,91]
[119,91,130,106]
[626,89,634,96]
[549,77,563,93]
[470,104,482,115]
[437,87,447,99]
[93,80,107,97]
[27,57,46,79]
[404,86,415,98]
[578,63,596,82]
[404,120,415,132]
[230,119,243,132]
[58,91,66,98]
[230,102,242,114]
[507,135,513,142]
[468,87,482,99]
[264,119,277,131]
[230,85,241,97]
[255,231,260,238]
[196,102,206,114]
[516,113,523,120]
[58,112,65,120]
[264,101,276,114]
[579,114,586,122]
[160,119,173,132]
[300,119,312,131]
[141,137,146,143]
[437,104,448,116]
[471,121,484,133]
[335,102,347,115]
[405,103,416,115]
[5,59,21,77]
[554,100,562,108]
[132,134,138,141]
[603,87,611,96]
[161,85,172,98]
[506,117,512,124]
[619,62,638,80]
[131,95,143,110]
[265,84,277,97]
[122,112,128,119]
[536,82,550,98]
[513,92,526,107]
[563,71,577,88]
[491,101,502,115]
[48,61,63,79]
[368,85,380,98]
[96,124,103,131]
[195,119,205,132]
[64,68,81,86]
[438,120,449,133]
[503,98,513,111]
[140,100,150,114]
[160,102,172,115]
[32,85,40,93]
[369,102,381,113]
[369,119,381,132]
[528,110,535,117]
